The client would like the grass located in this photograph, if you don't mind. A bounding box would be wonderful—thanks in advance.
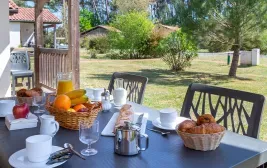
[79,56,267,141]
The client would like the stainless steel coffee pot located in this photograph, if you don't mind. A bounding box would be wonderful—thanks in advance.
[114,121,149,155]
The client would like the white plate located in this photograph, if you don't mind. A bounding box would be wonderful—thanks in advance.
[152,117,190,130]
[101,112,148,136]
[9,146,67,168]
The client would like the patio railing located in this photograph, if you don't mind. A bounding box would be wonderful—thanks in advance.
[38,48,69,91]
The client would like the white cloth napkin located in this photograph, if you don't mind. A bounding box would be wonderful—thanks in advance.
[101,112,148,136]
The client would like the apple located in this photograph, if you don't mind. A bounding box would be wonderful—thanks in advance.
[77,108,88,112]
[13,103,30,119]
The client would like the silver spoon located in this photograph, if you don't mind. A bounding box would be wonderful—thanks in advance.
[147,128,171,136]
[64,143,86,160]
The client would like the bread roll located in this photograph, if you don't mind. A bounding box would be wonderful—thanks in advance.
[196,114,216,125]
[178,120,196,132]
[187,124,206,134]
[114,104,134,132]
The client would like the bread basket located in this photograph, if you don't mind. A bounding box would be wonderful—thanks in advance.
[17,97,33,106]
[176,125,225,151]
[45,94,102,130]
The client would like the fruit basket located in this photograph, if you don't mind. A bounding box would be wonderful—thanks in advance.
[45,94,102,130]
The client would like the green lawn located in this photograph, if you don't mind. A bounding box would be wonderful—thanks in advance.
[80,56,267,140]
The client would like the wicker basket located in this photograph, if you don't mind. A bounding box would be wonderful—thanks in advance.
[45,94,102,130]
[176,126,225,151]
[17,97,33,106]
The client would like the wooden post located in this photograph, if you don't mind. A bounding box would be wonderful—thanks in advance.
[68,0,80,89]
[53,24,57,49]
[34,0,49,87]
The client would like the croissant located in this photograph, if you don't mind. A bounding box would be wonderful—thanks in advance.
[204,123,225,134]
[187,124,206,134]
[17,89,27,97]
[196,114,216,125]
[178,120,196,132]
[178,114,224,134]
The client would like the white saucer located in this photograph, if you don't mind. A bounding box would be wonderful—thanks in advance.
[9,146,66,168]
[152,117,190,130]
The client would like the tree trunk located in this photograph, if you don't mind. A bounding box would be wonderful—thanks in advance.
[105,0,109,22]
[228,43,240,77]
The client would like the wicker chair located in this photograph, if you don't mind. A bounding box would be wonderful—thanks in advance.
[108,72,148,104]
[180,83,265,139]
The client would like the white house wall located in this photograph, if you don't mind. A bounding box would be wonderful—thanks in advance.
[9,22,20,48]
[20,22,34,47]
[0,0,11,97]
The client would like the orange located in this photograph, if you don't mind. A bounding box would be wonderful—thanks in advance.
[53,94,71,110]
[73,104,86,112]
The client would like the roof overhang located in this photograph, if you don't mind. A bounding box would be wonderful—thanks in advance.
[9,9,18,14]
[9,20,62,24]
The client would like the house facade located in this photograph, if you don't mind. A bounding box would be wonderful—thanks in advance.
[0,0,11,97]
[9,0,61,48]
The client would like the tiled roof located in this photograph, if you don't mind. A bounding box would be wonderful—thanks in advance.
[80,25,121,37]
[9,0,18,9]
[9,0,61,24]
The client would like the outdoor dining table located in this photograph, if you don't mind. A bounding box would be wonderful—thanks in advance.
[1,98,267,168]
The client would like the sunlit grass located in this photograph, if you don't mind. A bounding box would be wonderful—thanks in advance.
[80,56,267,140]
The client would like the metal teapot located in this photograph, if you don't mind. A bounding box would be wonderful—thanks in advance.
[114,121,149,156]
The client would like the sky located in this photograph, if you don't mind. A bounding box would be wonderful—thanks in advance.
[26,1,62,19]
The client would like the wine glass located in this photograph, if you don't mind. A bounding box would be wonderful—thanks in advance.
[32,93,46,114]
[79,120,99,156]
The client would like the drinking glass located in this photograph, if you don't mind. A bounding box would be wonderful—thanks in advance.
[33,93,46,114]
[79,120,99,156]
[115,78,124,89]
[113,78,127,107]
[56,72,73,95]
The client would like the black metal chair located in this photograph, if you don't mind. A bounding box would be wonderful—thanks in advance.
[180,83,265,139]
[108,72,148,104]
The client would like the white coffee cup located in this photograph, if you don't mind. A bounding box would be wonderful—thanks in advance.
[159,108,177,128]
[85,88,94,99]
[26,135,52,163]
[93,88,104,101]
[0,100,15,117]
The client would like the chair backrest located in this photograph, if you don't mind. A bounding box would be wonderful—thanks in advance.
[10,51,30,71]
[108,72,148,104]
[180,83,265,139]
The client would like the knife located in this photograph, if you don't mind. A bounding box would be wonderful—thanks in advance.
[135,113,144,128]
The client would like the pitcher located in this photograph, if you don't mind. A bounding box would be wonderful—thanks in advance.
[56,72,74,95]
[39,115,59,137]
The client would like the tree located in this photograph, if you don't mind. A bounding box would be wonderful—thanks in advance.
[157,30,198,71]
[109,11,154,59]
[79,9,94,33]
[13,0,29,7]
[176,0,267,77]
[113,0,150,13]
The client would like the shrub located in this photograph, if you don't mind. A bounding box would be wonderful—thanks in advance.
[157,30,198,71]
[106,51,130,60]
[89,37,109,54]
[109,11,154,59]
[80,37,109,54]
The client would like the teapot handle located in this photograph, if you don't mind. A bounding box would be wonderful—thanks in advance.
[51,121,59,136]
[139,134,149,151]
